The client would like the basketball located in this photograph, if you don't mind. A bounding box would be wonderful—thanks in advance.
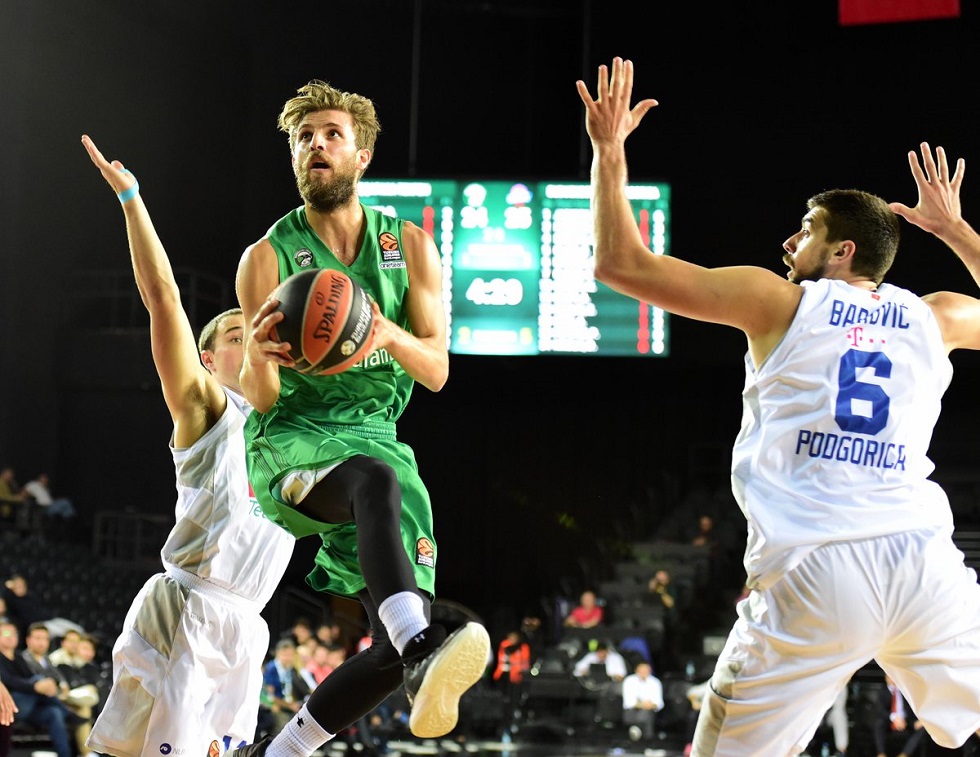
[271,268,375,375]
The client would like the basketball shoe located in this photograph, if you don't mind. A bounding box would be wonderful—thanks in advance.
[402,621,491,738]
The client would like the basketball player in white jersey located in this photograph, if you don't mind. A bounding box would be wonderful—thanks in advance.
[578,58,980,756]
[80,135,296,757]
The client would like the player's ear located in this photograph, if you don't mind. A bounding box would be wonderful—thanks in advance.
[833,240,856,263]
[357,147,372,171]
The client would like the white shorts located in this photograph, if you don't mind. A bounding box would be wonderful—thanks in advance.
[692,529,980,757]
[87,570,270,757]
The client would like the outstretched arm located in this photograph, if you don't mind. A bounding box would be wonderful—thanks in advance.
[575,58,803,362]
[81,135,225,446]
[891,143,980,351]
[890,142,980,288]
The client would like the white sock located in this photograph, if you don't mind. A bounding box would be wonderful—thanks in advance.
[378,590,428,654]
[266,704,333,757]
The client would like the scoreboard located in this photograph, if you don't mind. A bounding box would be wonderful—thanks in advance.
[359,179,670,357]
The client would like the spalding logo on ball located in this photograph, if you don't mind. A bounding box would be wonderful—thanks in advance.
[271,268,374,375]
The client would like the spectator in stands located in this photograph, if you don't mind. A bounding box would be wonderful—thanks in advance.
[563,589,605,629]
[646,569,676,610]
[20,623,97,755]
[572,640,628,682]
[261,639,312,737]
[1,575,81,641]
[315,619,345,650]
[20,625,71,694]
[622,661,664,741]
[22,474,76,519]
[304,643,334,686]
[325,643,348,675]
[492,630,531,736]
[61,635,108,722]
[646,568,679,674]
[47,629,83,669]
[285,617,315,648]
[520,615,544,662]
[0,467,28,528]
[689,514,717,551]
[874,674,928,757]
[22,474,77,539]
[0,618,74,757]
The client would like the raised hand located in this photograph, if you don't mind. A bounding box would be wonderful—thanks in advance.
[889,142,965,237]
[575,57,658,147]
[81,134,138,196]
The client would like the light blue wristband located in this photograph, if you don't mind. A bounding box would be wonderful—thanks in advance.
[117,169,140,203]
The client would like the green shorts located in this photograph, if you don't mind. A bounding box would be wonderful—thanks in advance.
[245,406,436,599]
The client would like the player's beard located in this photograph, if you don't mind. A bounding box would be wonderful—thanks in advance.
[296,156,359,212]
[788,249,832,284]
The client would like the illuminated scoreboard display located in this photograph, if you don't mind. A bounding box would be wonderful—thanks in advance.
[359,179,670,357]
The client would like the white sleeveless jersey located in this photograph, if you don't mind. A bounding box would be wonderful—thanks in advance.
[164,387,295,606]
[732,278,954,590]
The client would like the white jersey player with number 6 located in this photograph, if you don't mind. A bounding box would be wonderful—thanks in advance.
[578,57,980,756]
[733,277,955,592]
[80,135,295,757]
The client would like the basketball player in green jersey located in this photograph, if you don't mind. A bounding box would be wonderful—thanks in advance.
[231,80,490,757]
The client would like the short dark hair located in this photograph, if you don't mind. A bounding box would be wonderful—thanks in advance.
[197,308,243,355]
[807,189,900,285]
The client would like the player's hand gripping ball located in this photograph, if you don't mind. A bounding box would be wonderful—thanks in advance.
[271,268,375,375]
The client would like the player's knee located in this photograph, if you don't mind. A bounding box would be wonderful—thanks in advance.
[350,457,401,511]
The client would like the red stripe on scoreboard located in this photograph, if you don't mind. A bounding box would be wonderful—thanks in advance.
[839,0,960,26]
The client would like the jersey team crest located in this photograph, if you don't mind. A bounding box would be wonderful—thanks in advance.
[378,232,406,269]
[293,248,314,267]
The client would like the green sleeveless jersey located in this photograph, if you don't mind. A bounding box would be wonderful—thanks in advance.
[249,205,438,599]
[265,205,414,426]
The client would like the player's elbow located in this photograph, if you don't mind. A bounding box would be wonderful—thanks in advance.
[593,260,629,290]
[251,398,275,414]
[427,364,449,392]
[592,253,628,288]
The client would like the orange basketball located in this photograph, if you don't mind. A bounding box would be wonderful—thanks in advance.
[271,268,374,375]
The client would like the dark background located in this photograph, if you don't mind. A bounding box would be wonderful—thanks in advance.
[2,1,980,632]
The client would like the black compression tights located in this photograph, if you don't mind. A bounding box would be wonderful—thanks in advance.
[294,455,417,602]
[293,456,427,733]
[304,588,431,734]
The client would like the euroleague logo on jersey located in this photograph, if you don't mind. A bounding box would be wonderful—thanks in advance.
[415,537,435,568]
[379,231,406,269]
